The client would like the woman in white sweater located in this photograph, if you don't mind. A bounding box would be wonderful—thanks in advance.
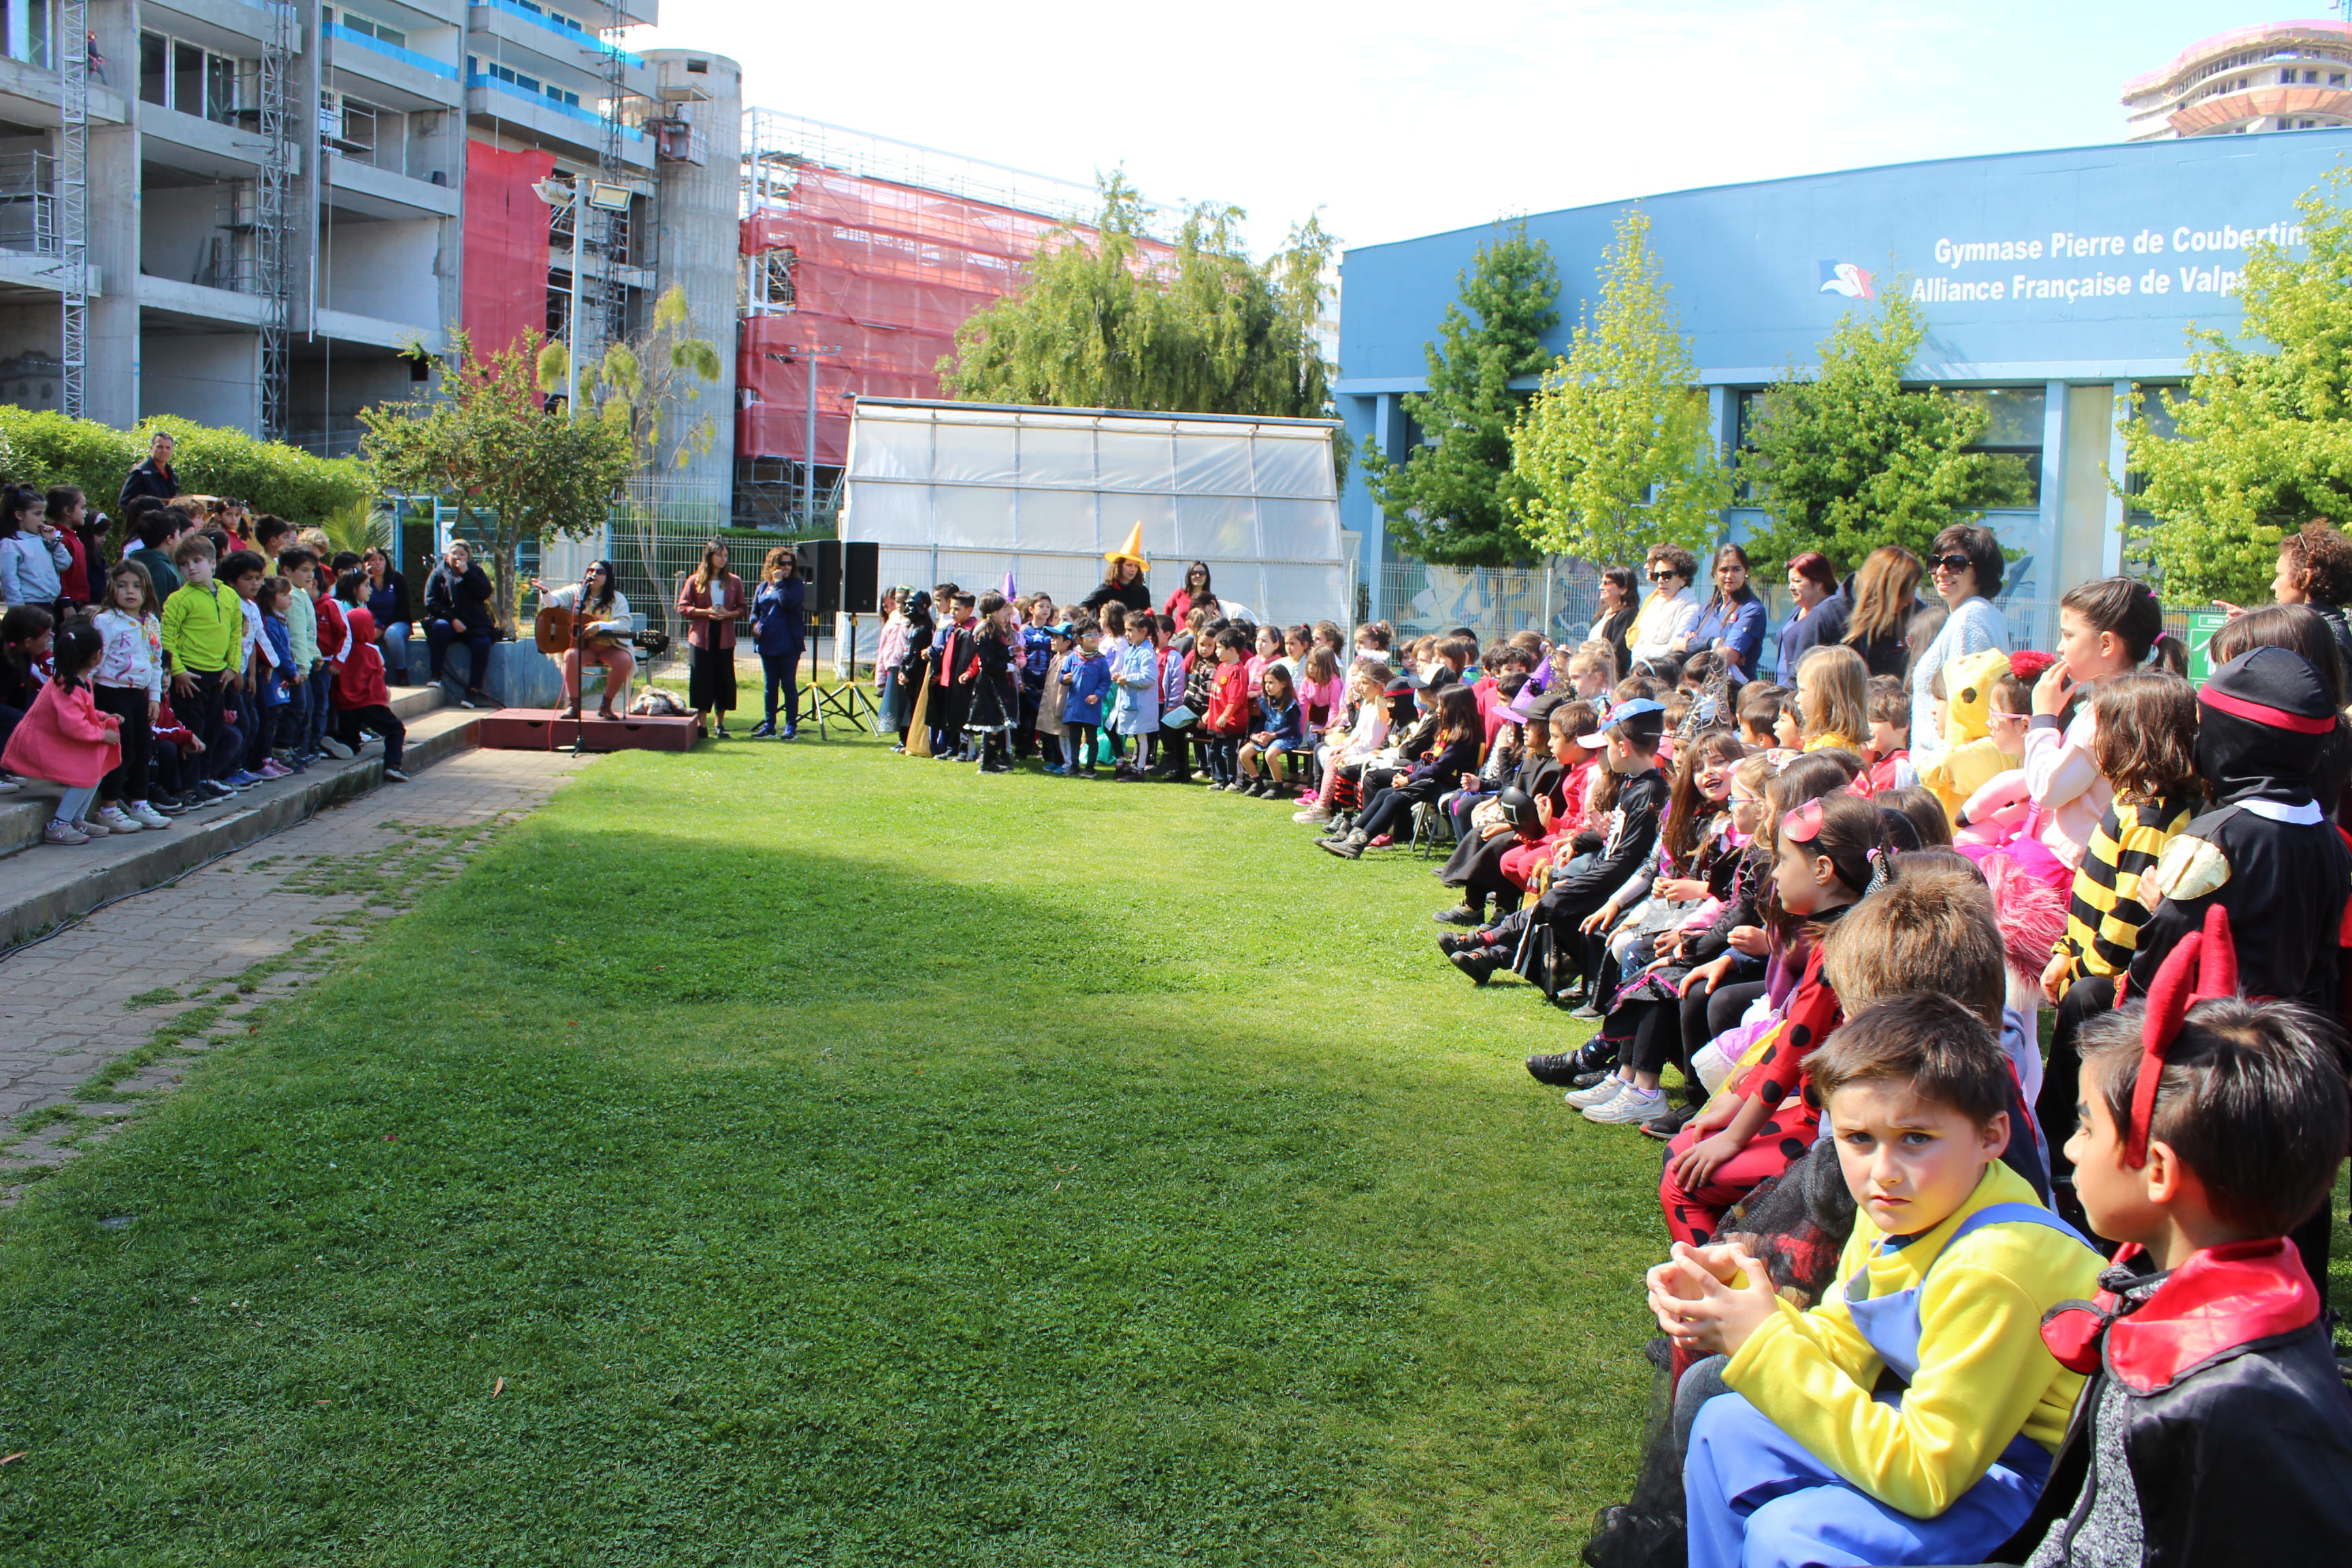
[1907,523,2010,760]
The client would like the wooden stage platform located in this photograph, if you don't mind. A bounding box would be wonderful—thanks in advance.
[476,708,700,753]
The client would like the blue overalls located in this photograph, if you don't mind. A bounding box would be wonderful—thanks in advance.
[1686,1203,2097,1568]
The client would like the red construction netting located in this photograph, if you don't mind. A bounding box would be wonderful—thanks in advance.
[462,143,556,360]
[738,166,1174,466]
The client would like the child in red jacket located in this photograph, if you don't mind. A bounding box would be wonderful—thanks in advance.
[330,606,406,781]
[1203,625,1253,787]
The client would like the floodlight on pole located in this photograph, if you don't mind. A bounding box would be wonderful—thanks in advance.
[785,343,844,529]
[534,176,585,418]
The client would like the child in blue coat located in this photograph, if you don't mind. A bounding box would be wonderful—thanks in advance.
[1058,625,1111,778]
[1109,612,1162,779]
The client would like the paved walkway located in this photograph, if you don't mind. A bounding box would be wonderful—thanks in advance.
[0,747,592,1194]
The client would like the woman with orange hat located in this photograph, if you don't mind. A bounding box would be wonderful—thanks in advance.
[1081,523,1152,615]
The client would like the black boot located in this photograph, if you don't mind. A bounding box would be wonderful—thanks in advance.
[1450,945,1504,985]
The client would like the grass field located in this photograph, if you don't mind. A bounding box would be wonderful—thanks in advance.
[0,730,1686,1566]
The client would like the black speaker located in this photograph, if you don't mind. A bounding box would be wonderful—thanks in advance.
[798,540,879,615]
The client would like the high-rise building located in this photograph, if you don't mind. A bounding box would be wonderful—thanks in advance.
[2124,20,2352,140]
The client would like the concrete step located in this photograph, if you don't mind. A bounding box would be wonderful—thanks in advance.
[0,700,480,949]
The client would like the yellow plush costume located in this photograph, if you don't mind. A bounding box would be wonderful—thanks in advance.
[1722,1161,2099,1518]
[1918,648,2017,823]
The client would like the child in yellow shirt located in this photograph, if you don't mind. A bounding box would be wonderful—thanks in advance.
[1921,658,2028,826]
[1650,992,2101,1568]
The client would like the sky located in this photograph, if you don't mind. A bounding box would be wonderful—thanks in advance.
[640,2,2332,257]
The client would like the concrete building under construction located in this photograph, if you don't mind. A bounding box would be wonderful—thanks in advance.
[732,112,1163,529]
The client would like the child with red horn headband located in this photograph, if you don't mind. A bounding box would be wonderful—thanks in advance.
[1991,905,2352,1566]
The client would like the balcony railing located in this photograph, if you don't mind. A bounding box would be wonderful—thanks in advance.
[325,23,461,82]
[467,0,647,69]
[467,72,644,140]
[0,152,56,257]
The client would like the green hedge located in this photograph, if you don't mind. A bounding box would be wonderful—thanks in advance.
[0,409,370,535]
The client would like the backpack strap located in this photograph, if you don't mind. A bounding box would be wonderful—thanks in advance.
[1919,1201,2099,1285]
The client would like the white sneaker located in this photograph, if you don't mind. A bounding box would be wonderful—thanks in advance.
[94,805,143,833]
[1584,1085,1667,1124]
[42,820,87,845]
[1564,1075,1628,1109]
[73,817,112,837]
[127,802,172,828]
[1292,805,1331,823]
[319,735,354,760]
[0,773,18,792]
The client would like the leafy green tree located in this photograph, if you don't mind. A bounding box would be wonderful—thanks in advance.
[1737,289,2023,575]
[1357,222,1558,566]
[944,174,1336,429]
[1511,209,1729,566]
[361,329,634,635]
[2121,167,2352,602]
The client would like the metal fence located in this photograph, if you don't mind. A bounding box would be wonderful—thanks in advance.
[1371,559,2204,679]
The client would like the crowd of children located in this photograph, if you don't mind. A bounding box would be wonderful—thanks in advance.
[0,491,406,846]
[878,552,2352,1566]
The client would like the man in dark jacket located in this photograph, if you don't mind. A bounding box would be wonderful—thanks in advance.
[118,430,180,513]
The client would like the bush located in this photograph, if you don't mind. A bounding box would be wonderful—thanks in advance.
[0,408,370,536]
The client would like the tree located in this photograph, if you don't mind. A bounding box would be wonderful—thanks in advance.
[1737,289,2025,576]
[360,329,634,635]
[943,174,1336,427]
[542,284,725,640]
[1510,208,1729,567]
[1358,222,1558,566]
[2121,167,2352,603]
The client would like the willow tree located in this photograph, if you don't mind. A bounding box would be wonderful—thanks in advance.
[943,174,1335,425]
[1511,208,1729,566]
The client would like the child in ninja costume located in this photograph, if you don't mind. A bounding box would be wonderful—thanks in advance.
[2126,644,2352,1298]
[1992,906,2352,1567]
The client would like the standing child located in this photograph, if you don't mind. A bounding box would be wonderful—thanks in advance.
[217,549,268,788]
[1236,664,1303,798]
[90,561,169,831]
[1035,623,1073,772]
[253,575,300,778]
[2035,672,2202,1235]
[1016,596,1056,760]
[930,591,977,760]
[1657,993,2102,1568]
[159,534,244,798]
[1059,623,1111,777]
[2,623,121,845]
[1108,608,1162,779]
[1999,915,2352,1567]
[964,592,1019,774]
[331,606,408,781]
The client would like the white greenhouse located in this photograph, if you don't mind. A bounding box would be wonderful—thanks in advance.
[838,398,1352,626]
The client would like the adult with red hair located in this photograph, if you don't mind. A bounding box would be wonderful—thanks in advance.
[1774,551,1839,681]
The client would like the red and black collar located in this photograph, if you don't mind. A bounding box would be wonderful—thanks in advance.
[2042,1238,2321,1392]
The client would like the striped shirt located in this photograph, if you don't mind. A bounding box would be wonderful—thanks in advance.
[2056,792,2198,984]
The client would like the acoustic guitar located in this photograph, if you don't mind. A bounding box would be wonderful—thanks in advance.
[534,603,673,659]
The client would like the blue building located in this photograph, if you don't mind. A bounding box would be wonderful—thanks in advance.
[1337,131,2352,641]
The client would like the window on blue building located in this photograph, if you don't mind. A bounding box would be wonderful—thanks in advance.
[1954,387,2043,508]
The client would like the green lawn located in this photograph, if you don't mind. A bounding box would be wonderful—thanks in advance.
[0,732,1680,1566]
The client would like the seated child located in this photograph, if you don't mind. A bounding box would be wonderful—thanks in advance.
[1996,908,2352,1566]
[1864,674,1913,794]
[1737,681,1788,754]
[1657,992,2103,1568]
[1235,664,1303,798]
[1795,644,1870,753]
[1921,653,2023,826]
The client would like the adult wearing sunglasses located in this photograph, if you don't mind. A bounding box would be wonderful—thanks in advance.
[1906,523,2009,761]
[1627,544,1701,676]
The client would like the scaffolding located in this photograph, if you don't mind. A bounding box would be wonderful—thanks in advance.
[255,0,294,440]
[736,110,1177,512]
[584,3,634,357]
[55,0,85,419]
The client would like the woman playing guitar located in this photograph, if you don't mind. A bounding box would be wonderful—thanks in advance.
[532,560,634,720]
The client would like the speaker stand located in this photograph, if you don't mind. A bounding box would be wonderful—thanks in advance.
[810,610,876,739]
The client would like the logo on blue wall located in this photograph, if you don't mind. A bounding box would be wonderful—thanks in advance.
[1817,261,1875,300]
